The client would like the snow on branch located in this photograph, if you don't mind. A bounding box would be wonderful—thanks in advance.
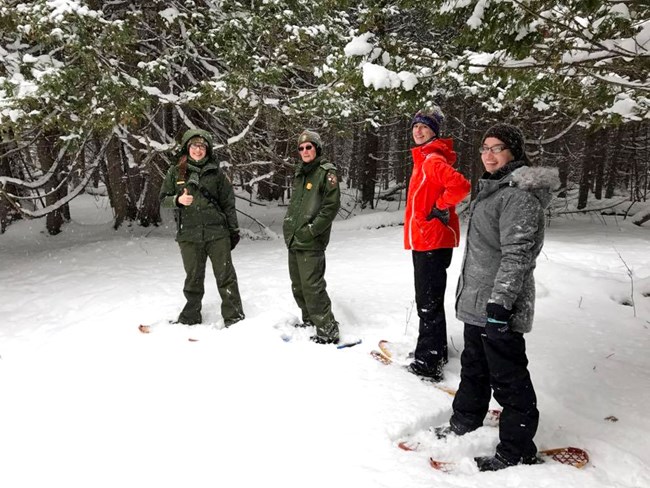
[175,105,198,131]
[530,116,582,145]
[0,139,70,190]
[344,33,375,57]
[177,19,221,78]
[631,204,650,226]
[243,173,273,187]
[362,63,418,91]
[343,32,419,91]
[2,136,111,219]
[585,71,650,92]
[222,107,260,147]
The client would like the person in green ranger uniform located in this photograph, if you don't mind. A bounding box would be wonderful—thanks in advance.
[160,128,245,327]
[283,130,341,344]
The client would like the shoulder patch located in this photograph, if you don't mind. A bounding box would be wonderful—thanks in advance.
[327,172,338,188]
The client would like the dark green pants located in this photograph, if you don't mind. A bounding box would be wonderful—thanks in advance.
[178,238,244,326]
[288,249,339,341]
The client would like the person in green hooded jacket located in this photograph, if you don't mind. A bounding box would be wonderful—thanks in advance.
[159,129,245,326]
[283,129,341,344]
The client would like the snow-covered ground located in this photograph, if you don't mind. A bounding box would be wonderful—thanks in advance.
[1,194,649,488]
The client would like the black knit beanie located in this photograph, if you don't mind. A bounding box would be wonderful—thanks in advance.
[482,123,528,163]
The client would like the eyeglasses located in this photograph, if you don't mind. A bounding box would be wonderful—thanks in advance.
[189,143,207,150]
[479,144,508,154]
[298,144,314,152]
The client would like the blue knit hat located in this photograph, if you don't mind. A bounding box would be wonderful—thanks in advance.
[411,106,445,136]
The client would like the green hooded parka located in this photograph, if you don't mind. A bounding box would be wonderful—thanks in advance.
[160,129,238,243]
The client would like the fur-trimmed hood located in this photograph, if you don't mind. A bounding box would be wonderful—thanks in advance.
[479,162,560,211]
[510,166,560,210]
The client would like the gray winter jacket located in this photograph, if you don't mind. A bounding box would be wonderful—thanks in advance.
[455,161,560,333]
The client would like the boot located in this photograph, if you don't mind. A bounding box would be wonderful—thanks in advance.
[224,315,244,327]
[310,335,339,345]
[433,417,477,439]
[433,425,454,439]
[177,314,201,325]
[408,360,444,382]
[295,321,315,328]
[475,452,541,471]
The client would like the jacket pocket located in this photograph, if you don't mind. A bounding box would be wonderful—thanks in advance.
[457,274,492,322]
[294,224,313,246]
[473,281,493,320]
[419,218,444,247]
[205,209,226,227]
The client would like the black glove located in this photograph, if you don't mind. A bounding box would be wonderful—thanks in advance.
[230,232,240,250]
[426,206,450,225]
[485,302,512,340]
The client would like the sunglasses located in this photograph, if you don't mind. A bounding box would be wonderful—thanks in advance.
[298,144,314,152]
[189,143,207,149]
[479,144,508,154]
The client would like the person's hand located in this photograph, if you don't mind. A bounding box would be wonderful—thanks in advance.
[177,188,193,206]
[426,206,450,225]
[230,232,240,250]
[485,303,511,340]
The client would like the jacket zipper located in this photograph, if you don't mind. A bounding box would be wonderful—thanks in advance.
[409,169,427,249]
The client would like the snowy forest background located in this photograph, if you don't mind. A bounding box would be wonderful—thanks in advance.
[2,5,650,486]
[0,0,649,234]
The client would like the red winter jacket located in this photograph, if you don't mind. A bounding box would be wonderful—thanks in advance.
[404,138,470,251]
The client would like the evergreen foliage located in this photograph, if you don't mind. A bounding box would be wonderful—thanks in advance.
[0,0,648,233]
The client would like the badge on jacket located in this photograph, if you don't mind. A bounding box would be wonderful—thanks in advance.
[306,182,313,190]
[327,173,338,187]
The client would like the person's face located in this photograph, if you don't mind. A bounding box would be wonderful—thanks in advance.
[480,137,514,174]
[298,142,317,163]
[189,143,207,161]
[412,123,435,145]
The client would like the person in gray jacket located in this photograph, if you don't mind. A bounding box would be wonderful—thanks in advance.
[436,123,560,471]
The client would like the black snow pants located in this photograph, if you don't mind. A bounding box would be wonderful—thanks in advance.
[412,248,452,369]
[450,323,539,463]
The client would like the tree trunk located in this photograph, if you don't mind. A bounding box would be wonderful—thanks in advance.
[361,125,378,209]
[350,125,363,192]
[121,133,159,227]
[604,128,621,199]
[0,139,21,233]
[258,125,288,202]
[393,118,409,189]
[138,154,164,227]
[631,122,643,202]
[105,135,137,229]
[36,132,65,235]
[642,124,650,202]
[593,129,606,200]
[469,127,484,200]
[379,124,390,191]
[577,130,598,210]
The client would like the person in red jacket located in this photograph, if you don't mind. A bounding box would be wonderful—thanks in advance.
[404,107,471,381]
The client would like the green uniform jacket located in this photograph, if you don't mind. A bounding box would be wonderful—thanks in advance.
[283,158,341,251]
[160,130,238,243]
